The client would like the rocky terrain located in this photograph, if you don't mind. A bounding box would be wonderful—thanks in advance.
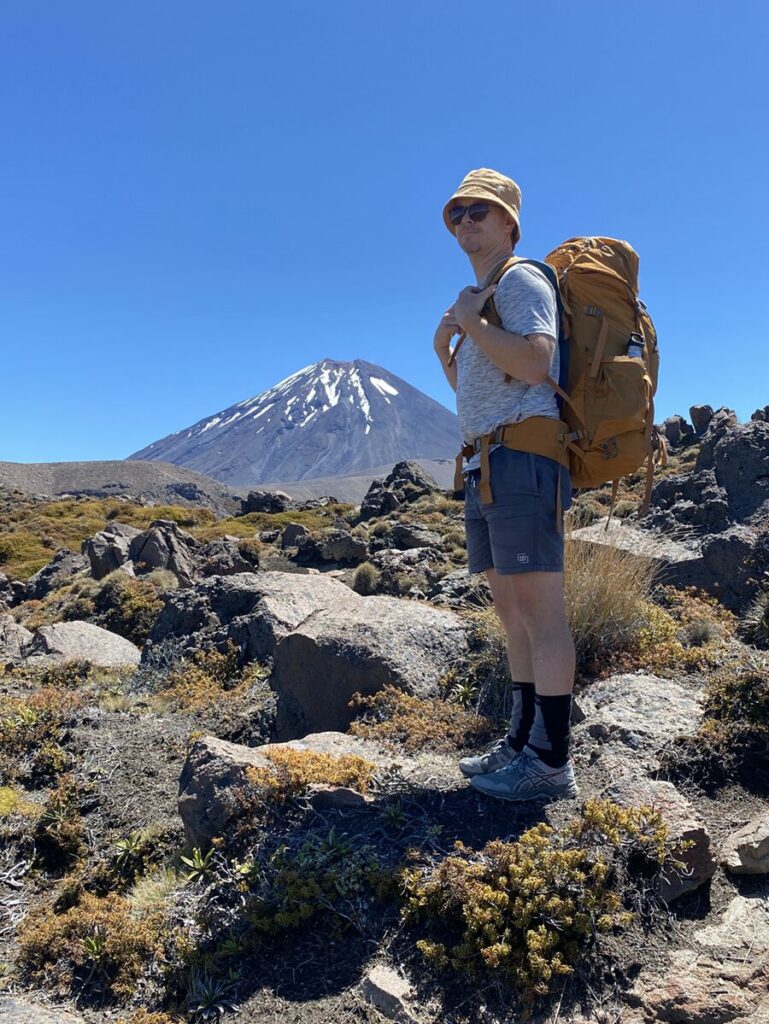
[0,405,768,1024]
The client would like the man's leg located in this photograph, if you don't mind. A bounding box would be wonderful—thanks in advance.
[469,569,578,801]
[484,567,536,751]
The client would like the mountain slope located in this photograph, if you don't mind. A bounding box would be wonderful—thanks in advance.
[126,359,460,488]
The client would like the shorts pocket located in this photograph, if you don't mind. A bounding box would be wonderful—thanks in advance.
[485,448,540,502]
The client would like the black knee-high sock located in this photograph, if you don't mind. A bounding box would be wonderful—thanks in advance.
[506,681,536,753]
[527,693,572,768]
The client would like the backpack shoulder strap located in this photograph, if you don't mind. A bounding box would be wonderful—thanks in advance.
[489,257,570,400]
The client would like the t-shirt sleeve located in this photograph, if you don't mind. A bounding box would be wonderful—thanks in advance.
[493,263,557,339]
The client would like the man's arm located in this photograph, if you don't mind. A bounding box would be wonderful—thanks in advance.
[433,308,460,392]
[456,314,555,386]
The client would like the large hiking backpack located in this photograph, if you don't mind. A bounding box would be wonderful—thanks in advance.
[459,237,665,507]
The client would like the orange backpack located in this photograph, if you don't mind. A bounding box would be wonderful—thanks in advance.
[451,237,666,509]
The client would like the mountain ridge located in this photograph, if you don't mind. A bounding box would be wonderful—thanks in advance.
[126,358,460,487]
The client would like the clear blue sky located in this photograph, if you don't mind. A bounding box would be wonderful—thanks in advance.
[1,1,767,462]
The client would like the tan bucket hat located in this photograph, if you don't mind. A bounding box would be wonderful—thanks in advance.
[443,167,522,241]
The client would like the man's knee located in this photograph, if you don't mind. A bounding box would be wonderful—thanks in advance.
[505,571,568,632]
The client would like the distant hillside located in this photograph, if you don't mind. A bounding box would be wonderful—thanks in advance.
[0,459,247,518]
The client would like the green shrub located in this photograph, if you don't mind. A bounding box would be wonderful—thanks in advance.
[93,574,164,646]
[661,656,769,787]
[349,685,496,753]
[403,799,671,1013]
[352,561,381,595]
[241,828,388,936]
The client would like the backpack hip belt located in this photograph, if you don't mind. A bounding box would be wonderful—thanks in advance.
[454,416,581,534]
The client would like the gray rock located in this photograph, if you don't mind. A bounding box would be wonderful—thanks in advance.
[196,534,259,577]
[695,895,769,951]
[648,469,731,534]
[242,572,361,661]
[360,461,441,520]
[178,731,389,849]
[271,596,468,738]
[690,404,714,435]
[695,407,739,471]
[280,522,310,548]
[601,776,716,902]
[569,517,710,590]
[0,570,21,608]
[241,490,293,514]
[701,524,760,609]
[146,570,361,665]
[306,784,373,809]
[23,620,141,668]
[82,521,143,580]
[0,997,88,1024]
[25,548,89,600]
[360,964,420,1024]
[0,612,34,663]
[751,404,769,422]
[573,673,703,771]
[128,519,199,585]
[318,529,369,564]
[389,523,442,551]
[661,414,694,447]
[711,420,769,521]
[720,810,769,874]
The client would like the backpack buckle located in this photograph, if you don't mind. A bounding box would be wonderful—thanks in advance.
[585,305,602,317]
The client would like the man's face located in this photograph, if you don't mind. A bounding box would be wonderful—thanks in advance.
[451,200,514,254]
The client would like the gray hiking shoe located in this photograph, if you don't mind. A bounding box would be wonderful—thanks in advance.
[459,736,521,778]
[469,744,579,802]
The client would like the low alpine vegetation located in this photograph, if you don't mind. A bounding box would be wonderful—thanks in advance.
[349,685,497,753]
[402,798,672,1014]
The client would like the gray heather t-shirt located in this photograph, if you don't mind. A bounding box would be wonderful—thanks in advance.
[456,261,559,475]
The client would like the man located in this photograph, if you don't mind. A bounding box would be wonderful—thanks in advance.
[433,167,578,802]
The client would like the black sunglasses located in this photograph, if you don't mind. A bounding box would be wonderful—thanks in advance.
[448,201,491,226]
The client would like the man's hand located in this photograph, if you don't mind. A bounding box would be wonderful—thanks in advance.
[433,306,463,353]
[454,284,496,332]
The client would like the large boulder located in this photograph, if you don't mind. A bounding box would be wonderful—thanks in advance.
[178,731,391,850]
[22,621,141,668]
[660,414,694,448]
[241,490,293,514]
[711,419,769,522]
[0,613,34,663]
[572,673,703,773]
[601,776,716,902]
[360,461,441,521]
[145,570,361,664]
[25,548,89,600]
[388,523,442,551]
[195,535,260,577]
[271,596,468,738]
[647,468,731,534]
[689,403,714,435]
[694,406,739,470]
[128,519,199,585]
[700,524,760,609]
[427,569,492,609]
[82,521,143,580]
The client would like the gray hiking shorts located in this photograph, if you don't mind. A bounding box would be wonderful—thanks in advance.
[464,447,572,575]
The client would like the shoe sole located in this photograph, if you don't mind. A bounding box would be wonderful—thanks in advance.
[469,779,579,802]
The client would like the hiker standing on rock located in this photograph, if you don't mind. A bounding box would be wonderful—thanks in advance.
[433,168,578,802]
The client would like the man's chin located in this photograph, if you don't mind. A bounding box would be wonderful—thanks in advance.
[458,236,482,253]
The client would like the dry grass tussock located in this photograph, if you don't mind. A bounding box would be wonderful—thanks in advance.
[563,526,659,675]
